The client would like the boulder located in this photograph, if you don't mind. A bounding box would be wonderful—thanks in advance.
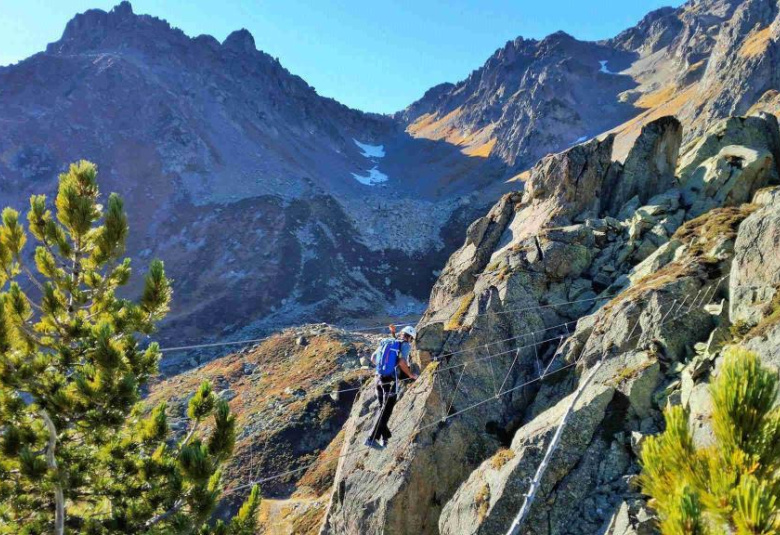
[218,388,237,401]
[753,185,780,205]
[604,116,682,216]
[678,114,780,181]
[516,136,616,237]
[438,386,615,535]
[730,200,780,326]
[682,145,776,216]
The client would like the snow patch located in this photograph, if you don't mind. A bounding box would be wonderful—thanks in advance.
[599,60,618,75]
[351,166,389,186]
[353,139,385,158]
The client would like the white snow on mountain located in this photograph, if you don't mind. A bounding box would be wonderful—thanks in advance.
[353,139,386,158]
[351,166,389,186]
[599,60,617,74]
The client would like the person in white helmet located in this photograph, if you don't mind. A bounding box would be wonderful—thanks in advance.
[365,324,418,448]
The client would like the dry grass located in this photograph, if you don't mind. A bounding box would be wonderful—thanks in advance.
[146,327,372,509]
[611,360,655,386]
[672,204,758,257]
[686,60,706,74]
[294,429,346,496]
[747,89,780,118]
[610,84,699,161]
[475,482,491,521]
[507,169,532,183]
[407,107,465,143]
[740,26,773,58]
[635,85,679,109]
[490,448,516,470]
[743,288,780,340]
[407,107,497,157]
[463,137,497,158]
[291,503,327,535]
[604,205,757,315]
[445,293,476,331]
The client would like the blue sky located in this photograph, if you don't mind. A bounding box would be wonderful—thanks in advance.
[0,0,683,114]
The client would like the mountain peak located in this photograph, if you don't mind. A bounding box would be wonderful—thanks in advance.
[544,30,576,42]
[46,1,185,56]
[113,1,134,17]
[223,28,256,53]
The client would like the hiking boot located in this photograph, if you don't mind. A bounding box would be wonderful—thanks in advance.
[364,438,382,449]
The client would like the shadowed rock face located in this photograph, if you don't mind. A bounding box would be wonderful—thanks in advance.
[603,116,683,215]
[319,112,780,534]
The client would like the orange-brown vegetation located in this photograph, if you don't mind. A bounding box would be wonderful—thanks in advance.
[740,26,773,58]
[610,84,699,161]
[635,85,679,109]
[407,107,498,158]
[464,137,497,158]
[147,327,376,514]
[490,448,516,469]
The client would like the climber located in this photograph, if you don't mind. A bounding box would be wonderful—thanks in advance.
[365,325,418,448]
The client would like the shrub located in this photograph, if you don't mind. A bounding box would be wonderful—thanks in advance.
[640,346,779,534]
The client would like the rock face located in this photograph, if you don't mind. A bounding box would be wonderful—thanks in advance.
[319,111,780,534]
[439,385,616,535]
[730,189,780,351]
[603,116,682,215]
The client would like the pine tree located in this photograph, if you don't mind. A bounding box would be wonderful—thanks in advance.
[640,346,780,534]
[0,161,259,534]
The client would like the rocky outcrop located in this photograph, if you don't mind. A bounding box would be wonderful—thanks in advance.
[730,189,780,326]
[729,187,780,371]
[603,116,682,216]
[678,114,780,216]
[439,385,616,535]
[320,112,780,534]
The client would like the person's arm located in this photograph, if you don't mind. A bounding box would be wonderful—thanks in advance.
[398,358,417,380]
[370,347,380,366]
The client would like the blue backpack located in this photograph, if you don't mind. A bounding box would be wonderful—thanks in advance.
[375,338,401,377]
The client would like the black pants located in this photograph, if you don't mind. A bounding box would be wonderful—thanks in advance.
[369,375,397,441]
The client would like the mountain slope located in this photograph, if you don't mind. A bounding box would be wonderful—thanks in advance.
[399,0,780,171]
[0,2,507,365]
[3,0,780,370]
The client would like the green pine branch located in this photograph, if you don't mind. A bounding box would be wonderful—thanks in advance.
[0,160,260,534]
[641,346,780,534]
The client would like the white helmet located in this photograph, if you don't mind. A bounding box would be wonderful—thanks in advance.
[400,326,417,339]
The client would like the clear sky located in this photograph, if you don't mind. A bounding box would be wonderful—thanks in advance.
[0,0,683,114]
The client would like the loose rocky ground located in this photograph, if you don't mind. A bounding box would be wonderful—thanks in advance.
[146,325,382,521]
